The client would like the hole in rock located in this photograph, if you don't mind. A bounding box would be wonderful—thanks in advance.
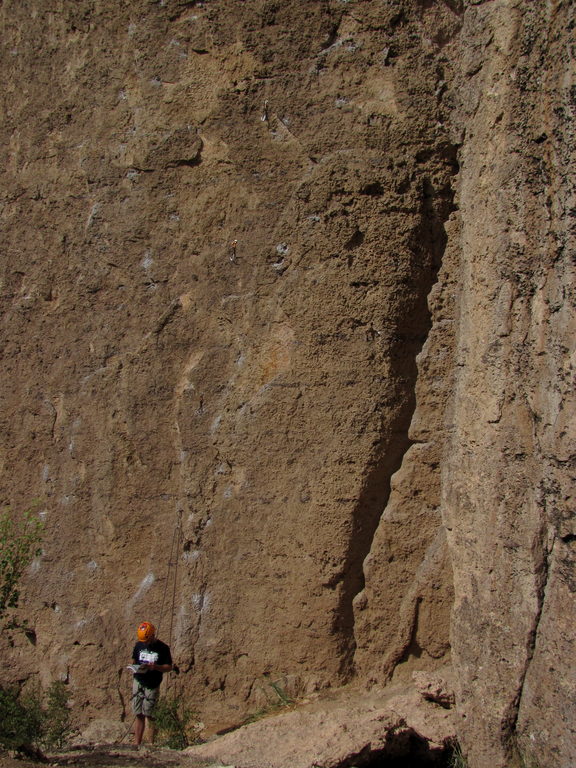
[337,730,454,767]
[344,229,365,250]
[360,181,384,196]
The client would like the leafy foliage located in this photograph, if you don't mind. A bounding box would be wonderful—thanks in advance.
[242,677,295,726]
[0,507,43,629]
[448,739,468,768]
[154,694,202,749]
[266,678,293,706]
[42,681,74,749]
[0,508,73,755]
[0,681,74,753]
[0,687,43,751]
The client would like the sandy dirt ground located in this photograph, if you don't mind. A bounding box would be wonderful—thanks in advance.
[0,744,215,768]
[0,745,214,768]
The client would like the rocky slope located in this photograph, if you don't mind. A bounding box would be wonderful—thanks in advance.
[0,1,573,767]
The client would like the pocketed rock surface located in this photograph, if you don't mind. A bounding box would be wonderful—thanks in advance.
[0,2,574,768]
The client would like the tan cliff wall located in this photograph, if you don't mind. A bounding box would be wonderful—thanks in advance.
[0,0,461,720]
[441,2,576,766]
[0,2,573,767]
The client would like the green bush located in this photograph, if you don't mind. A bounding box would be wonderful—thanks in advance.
[448,739,468,768]
[266,678,293,707]
[154,694,202,750]
[42,681,74,749]
[0,507,54,756]
[0,507,43,632]
[0,686,43,751]
[0,681,74,754]
[242,677,295,726]
[518,751,542,768]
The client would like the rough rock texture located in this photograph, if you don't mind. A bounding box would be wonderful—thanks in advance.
[441,2,576,766]
[1,0,458,717]
[186,681,454,768]
[0,2,574,768]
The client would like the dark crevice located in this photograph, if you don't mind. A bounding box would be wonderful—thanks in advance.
[361,181,384,196]
[333,143,459,679]
[344,229,365,250]
[167,0,202,22]
[415,0,465,31]
[508,523,555,739]
[166,155,203,169]
[319,22,340,52]
[397,596,424,664]
[333,728,454,767]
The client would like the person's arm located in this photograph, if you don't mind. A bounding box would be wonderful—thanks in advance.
[148,662,172,673]
[148,644,173,673]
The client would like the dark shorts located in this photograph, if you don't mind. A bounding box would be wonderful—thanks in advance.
[132,679,159,718]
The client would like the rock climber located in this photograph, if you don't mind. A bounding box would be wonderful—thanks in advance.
[130,621,173,746]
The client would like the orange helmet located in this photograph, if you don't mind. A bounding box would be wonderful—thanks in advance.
[137,621,156,642]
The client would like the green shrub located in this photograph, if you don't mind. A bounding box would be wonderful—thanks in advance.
[518,751,542,768]
[0,507,43,632]
[42,681,74,749]
[0,686,43,751]
[448,739,468,768]
[154,694,202,749]
[242,677,295,726]
[0,681,74,754]
[0,508,53,756]
[267,679,293,706]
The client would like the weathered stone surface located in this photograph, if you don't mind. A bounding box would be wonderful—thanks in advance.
[1,0,457,723]
[0,2,573,767]
[413,669,455,709]
[186,683,454,768]
[439,2,576,766]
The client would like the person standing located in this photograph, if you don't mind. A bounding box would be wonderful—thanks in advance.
[130,621,173,746]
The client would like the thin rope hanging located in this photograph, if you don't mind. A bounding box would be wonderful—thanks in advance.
[157,509,183,644]
[167,513,182,647]
[117,511,183,744]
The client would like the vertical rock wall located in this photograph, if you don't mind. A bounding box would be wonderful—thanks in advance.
[442,2,575,766]
[0,1,574,766]
[1,0,459,726]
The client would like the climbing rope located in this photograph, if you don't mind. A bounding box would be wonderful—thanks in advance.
[157,508,183,647]
[117,509,183,744]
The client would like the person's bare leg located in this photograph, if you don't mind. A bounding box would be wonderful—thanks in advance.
[146,717,156,745]
[134,715,145,746]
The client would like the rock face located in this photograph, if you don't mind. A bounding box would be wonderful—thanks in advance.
[186,678,455,768]
[441,3,576,766]
[0,2,573,768]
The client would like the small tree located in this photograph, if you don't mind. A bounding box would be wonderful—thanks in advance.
[0,682,75,754]
[0,507,43,630]
[0,686,43,751]
[42,681,74,749]
[0,507,45,754]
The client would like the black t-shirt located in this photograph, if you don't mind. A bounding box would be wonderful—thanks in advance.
[132,639,172,689]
